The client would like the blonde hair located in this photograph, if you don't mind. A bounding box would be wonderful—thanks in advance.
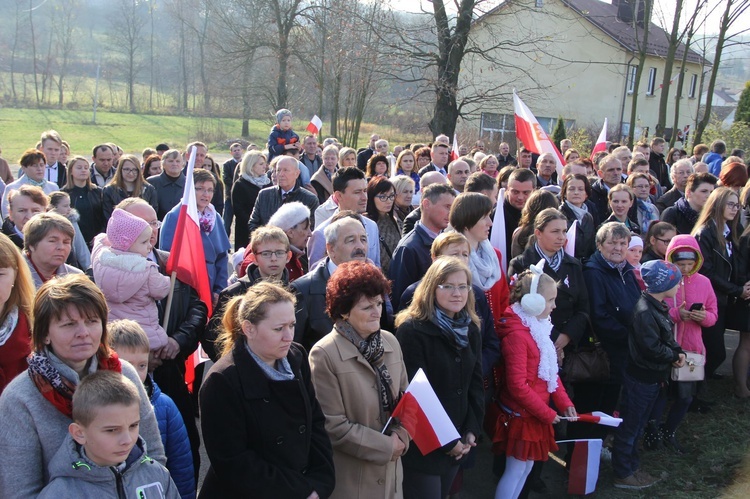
[240,150,267,177]
[0,234,35,326]
[72,371,140,427]
[691,186,740,247]
[430,232,470,259]
[395,257,479,329]
[65,156,94,189]
[216,282,296,358]
[108,319,150,354]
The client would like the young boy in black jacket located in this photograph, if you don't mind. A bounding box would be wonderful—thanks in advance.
[612,260,686,490]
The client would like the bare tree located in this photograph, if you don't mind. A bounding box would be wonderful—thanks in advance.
[54,0,80,108]
[110,0,144,112]
[694,0,750,144]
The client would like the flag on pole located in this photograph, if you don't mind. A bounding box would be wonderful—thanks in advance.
[565,412,623,427]
[390,368,461,455]
[564,220,578,257]
[489,187,508,274]
[557,439,603,495]
[165,147,212,392]
[513,90,565,178]
[306,115,323,135]
[590,118,608,160]
[450,133,460,162]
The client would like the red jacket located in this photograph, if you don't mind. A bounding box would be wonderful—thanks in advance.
[486,248,510,331]
[497,307,572,424]
[0,312,30,395]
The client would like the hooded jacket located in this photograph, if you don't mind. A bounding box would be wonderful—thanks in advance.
[38,435,178,499]
[92,234,171,350]
[146,376,195,499]
[665,235,718,354]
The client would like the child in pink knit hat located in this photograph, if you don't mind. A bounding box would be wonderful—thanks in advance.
[91,208,171,353]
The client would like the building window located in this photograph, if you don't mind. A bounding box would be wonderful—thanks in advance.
[627,66,637,94]
[480,112,516,147]
[646,67,657,96]
[536,0,543,7]
[689,74,697,99]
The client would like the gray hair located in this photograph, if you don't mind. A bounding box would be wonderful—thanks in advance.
[391,174,416,194]
[324,216,366,246]
[595,221,632,247]
[670,158,694,179]
[375,139,389,149]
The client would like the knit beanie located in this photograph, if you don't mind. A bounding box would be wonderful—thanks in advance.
[275,108,292,124]
[629,236,643,249]
[640,260,682,294]
[107,208,151,252]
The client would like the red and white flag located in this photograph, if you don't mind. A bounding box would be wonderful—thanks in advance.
[513,90,565,178]
[450,133,460,162]
[306,115,323,135]
[165,147,213,390]
[557,439,602,495]
[564,411,623,427]
[490,187,508,274]
[590,118,608,160]
[390,368,460,455]
[564,220,577,257]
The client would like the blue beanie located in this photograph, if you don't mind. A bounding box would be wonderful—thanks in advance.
[275,108,292,123]
[640,260,682,294]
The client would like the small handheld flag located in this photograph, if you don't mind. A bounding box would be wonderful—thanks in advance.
[306,115,323,135]
[590,118,608,160]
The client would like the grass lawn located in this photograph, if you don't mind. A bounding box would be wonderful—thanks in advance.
[0,107,431,163]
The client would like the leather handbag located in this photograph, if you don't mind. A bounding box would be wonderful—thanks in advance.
[563,322,610,383]
[671,351,705,381]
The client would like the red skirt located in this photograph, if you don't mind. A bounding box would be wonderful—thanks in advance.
[491,410,557,461]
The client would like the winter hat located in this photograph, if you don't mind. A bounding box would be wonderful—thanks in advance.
[231,247,246,272]
[107,208,151,252]
[629,236,644,249]
[640,260,682,294]
[275,109,292,123]
[268,202,310,231]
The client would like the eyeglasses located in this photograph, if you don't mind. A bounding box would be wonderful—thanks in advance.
[257,250,287,259]
[148,220,162,230]
[376,194,396,201]
[727,202,740,210]
[122,168,140,174]
[654,237,672,245]
[196,187,215,195]
[437,284,470,293]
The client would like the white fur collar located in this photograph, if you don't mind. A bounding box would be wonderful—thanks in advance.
[99,247,151,273]
[511,303,559,393]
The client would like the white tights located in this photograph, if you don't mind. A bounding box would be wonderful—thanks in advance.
[495,456,534,499]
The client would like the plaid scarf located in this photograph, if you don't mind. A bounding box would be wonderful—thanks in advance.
[27,349,122,418]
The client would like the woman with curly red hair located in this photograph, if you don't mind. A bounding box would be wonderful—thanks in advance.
[309,261,410,499]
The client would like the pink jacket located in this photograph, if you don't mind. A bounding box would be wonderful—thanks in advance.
[665,235,718,354]
[92,234,171,350]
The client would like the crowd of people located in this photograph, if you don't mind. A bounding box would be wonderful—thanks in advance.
[0,110,747,498]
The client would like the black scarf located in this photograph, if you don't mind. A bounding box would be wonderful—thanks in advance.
[675,197,699,228]
[335,320,394,415]
[431,307,471,349]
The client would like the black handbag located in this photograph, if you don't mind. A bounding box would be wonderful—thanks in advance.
[563,321,610,384]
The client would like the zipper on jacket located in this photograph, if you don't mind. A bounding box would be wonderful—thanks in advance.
[112,468,126,499]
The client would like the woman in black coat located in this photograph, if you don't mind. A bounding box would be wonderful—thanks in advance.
[101,155,159,222]
[232,151,271,249]
[559,174,596,260]
[692,187,748,379]
[395,257,484,499]
[62,156,105,247]
[199,282,335,499]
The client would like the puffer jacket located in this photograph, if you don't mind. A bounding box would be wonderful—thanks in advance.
[146,376,195,499]
[665,235,718,353]
[496,307,573,424]
[91,234,171,349]
[694,220,744,306]
[38,435,178,499]
[583,251,641,383]
[627,293,685,383]
[267,125,300,161]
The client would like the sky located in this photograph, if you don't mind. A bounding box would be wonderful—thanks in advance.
[393,0,750,37]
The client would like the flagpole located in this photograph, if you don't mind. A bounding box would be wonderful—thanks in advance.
[381,416,394,434]
[161,271,178,330]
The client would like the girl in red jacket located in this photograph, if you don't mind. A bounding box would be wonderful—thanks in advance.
[493,260,577,499]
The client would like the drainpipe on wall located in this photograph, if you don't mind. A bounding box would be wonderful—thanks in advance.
[619,54,636,141]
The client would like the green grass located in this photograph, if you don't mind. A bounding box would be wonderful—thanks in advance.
[0,107,431,163]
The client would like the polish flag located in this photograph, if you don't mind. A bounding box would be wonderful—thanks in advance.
[390,368,461,455]
[557,439,602,495]
[567,411,623,427]
[564,220,577,257]
[490,187,507,273]
[165,146,212,390]
[513,90,565,178]
[590,118,608,160]
[306,115,323,135]
[450,133,460,162]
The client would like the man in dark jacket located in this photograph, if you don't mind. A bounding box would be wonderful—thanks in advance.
[655,159,693,212]
[292,216,368,350]
[148,154,186,221]
[248,156,319,236]
[648,137,671,189]
[356,134,379,172]
[496,142,517,168]
[612,260,685,490]
[589,154,624,221]
[389,184,456,310]
[418,142,450,177]
[221,142,244,235]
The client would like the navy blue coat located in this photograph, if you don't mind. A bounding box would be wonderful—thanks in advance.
[147,376,195,499]
[582,251,641,383]
[388,223,434,311]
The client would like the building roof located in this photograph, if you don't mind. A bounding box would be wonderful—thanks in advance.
[713,87,737,104]
[474,0,708,66]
